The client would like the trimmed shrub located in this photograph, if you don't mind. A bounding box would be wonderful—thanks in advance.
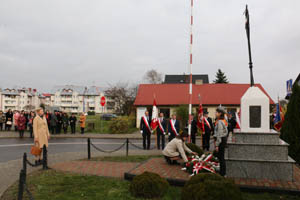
[186,143,204,156]
[87,111,95,115]
[108,116,130,134]
[280,84,300,163]
[182,173,242,200]
[129,172,169,199]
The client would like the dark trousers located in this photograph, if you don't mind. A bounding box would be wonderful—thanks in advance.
[70,124,76,134]
[81,127,85,134]
[157,132,165,150]
[5,124,11,131]
[29,127,33,138]
[0,123,2,131]
[63,125,68,134]
[19,130,24,138]
[56,123,62,134]
[217,137,227,176]
[202,132,211,151]
[191,133,196,144]
[143,132,151,150]
[51,126,56,134]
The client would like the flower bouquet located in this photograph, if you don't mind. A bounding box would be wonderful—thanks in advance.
[182,153,219,176]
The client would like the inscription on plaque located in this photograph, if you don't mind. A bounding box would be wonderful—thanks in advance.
[249,106,261,128]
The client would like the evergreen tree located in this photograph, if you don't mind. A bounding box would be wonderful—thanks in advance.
[280,84,300,163]
[213,69,229,84]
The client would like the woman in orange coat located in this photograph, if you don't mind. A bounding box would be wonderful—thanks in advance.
[79,113,86,134]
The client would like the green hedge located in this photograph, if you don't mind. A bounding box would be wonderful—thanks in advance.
[182,173,242,200]
[129,172,169,199]
[108,116,136,134]
[186,143,204,156]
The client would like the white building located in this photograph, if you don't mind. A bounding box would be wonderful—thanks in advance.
[0,87,40,111]
[47,85,116,114]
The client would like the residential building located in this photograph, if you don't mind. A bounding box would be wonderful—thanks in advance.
[134,83,274,128]
[1,87,40,111]
[49,85,115,114]
[164,74,209,84]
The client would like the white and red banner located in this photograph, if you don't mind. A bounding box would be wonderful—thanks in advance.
[142,116,151,132]
[197,103,204,132]
[170,119,179,136]
[150,99,159,131]
[235,111,241,129]
[158,118,165,133]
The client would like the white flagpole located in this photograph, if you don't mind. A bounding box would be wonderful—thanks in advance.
[188,0,194,142]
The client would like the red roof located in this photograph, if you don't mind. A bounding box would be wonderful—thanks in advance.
[42,93,51,97]
[134,84,274,106]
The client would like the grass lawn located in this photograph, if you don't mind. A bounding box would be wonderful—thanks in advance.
[2,169,300,200]
[70,115,138,134]
[88,155,163,162]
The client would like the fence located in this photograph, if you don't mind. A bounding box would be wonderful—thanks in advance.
[87,138,157,159]
[18,145,49,200]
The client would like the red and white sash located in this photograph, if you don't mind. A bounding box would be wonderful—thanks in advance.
[203,117,211,130]
[158,118,165,133]
[170,119,179,136]
[142,116,151,132]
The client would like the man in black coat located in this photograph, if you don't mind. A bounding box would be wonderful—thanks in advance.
[203,111,214,151]
[157,112,167,150]
[69,113,77,134]
[227,112,237,136]
[140,111,152,150]
[168,114,180,142]
[191,115,198,144]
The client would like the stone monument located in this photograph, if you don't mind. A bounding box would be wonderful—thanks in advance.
[225,86,295,181]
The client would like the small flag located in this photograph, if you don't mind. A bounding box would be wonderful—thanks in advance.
[274,99,284,131]
[150,98,159,130]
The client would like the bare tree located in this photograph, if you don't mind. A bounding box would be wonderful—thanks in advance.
[105,82,138,115]
[144,69,163,84]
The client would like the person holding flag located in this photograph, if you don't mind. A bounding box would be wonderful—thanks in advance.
[168,114,180,142]
[140,111,152,150]
[157,112,167,150]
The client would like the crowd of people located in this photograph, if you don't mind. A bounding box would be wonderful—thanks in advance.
[141,107,238,177]
[0,109,87,138]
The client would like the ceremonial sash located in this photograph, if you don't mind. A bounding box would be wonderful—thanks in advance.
[142,116,151,132]
[170,119,179,136]
[203,117,211,130]
[158,118,165,133]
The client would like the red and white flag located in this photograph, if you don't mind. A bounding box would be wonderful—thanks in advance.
[150,98,159,130]
[197,103,204,132]
[235,111,241,129]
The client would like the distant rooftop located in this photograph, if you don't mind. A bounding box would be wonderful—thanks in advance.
[51,85,105,95]
[164,74,209,84]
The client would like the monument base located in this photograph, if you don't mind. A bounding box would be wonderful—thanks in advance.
[225,130,295,181]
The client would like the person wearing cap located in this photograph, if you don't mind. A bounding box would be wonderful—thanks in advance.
[163,132,197,165]
[214,107,228,176]
[203,111,214,151]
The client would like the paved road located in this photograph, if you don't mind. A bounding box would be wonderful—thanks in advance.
[0,138,168,163]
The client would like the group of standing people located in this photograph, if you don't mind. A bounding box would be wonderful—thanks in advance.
[141,107,238,177]
[0,109,87,137]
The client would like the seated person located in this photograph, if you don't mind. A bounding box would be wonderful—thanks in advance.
[162,132,197,165]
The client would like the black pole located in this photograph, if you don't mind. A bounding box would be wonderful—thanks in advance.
[17,169,25,200]
[42,145,48,170]
[22,153,27,181]
[245,4,254,87]
[88,138,91,160]
[126,138,129,157]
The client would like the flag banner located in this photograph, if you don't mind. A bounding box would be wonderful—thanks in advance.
[150,99,159,131]
[274,102,284,131]
[235,111,241,129]
[197,103,204,131]
[287,79,293,96]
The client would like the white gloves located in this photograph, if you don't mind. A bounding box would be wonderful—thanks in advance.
[140,130,143,134]
[168,133,171,136]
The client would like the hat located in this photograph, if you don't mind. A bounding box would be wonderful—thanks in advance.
[216,106,226,114]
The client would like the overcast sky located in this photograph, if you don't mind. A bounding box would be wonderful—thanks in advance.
[0,0,299,100]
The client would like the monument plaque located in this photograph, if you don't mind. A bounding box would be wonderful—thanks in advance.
[249,106,261,128]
